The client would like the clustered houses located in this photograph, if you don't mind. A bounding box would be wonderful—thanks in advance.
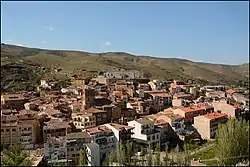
[1,69,249,166]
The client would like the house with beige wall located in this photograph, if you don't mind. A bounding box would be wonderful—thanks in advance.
[212,100,242,119]
[193,112,228,139]
[72,112,96,130]
[173,104,214,124]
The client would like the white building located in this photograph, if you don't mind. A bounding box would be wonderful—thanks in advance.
[44,136,67,165]
[86,142,100,166]
[128,118,161,146]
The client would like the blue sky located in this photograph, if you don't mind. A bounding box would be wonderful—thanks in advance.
[1,1,249,65]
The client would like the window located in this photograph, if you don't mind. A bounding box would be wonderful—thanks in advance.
[147,136,150,140]
[12,129,16,132]
[152,135,155,140]
[6,129,9,132]
[1,129,4,132]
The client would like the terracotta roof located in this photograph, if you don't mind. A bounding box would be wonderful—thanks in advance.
[67,132,90,140]
[145,115,158,121]
[86,125,112,135]
[85,107,107,113]
[162,113,184,120]
[136,118,154,125]
[144,90,167,93]
[149,92,171,97]
[226,89,237,94]
[43,121,71,130]
[179,105,206,113]
[155,119,169,126]
[203,112,227,120]
[107,123,134,131]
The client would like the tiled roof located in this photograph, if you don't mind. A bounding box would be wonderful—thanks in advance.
[179,106,206,113]
[226,89,237,94]
[107,123,134,131]
[136,118,154,125]
[149,92,171,97]
[203,112,227,120]
[43,120,71,130]
[87,125,112,135]
[67,132,90,140]
[84,107,107,113]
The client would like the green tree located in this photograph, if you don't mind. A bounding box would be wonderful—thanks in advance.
[119,142,126,165]
[108,151,115,166]
[215,119,249,166]
[163,145,169,166]
[125,141,133,165]
[79,148,87,166]
[147,144,153,166]
[154,143,161,166]
[1,144,33,166]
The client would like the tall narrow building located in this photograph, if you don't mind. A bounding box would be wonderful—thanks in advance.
[82,86,96,110]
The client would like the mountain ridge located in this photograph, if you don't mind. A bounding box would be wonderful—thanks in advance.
[1,43,247,66]
[1,43,249,92]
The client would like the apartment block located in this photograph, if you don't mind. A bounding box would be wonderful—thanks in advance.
[86,125,116,160]
[43,120,72,142]
[212,100,242,119]
[193,112,228,139]
[44,136,68,166]
[66,132,91,166]
[128,118,161,147]
[173,103,214,124]
[1,114,20,147]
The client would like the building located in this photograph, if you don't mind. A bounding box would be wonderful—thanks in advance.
[135,89,145,98]
[82,86,96,109]
[1,93,28,109]
[43,120,72,142]
[71,79,85,87]
[127,99,150,115]
[232,93,249,107]
[18,119,39,149]
[86,142,100,166]
[128,118,161,148]
[203,85,226,92]
[72,112,96,130]
[146,92,173,112]
[66,132,91,166]
[44,136,68,166]
[212,100,243,119]
[103,70,144,79]
[169,80,187,94]
[115,80,128,91]
[1,114,20,148]
[193,112,228,139]
[173,104,214,124]
[85,108,108,126]
[95,103,122,123]
[104,123,134,142]
[137,83,150,91]
[86,125,116,161]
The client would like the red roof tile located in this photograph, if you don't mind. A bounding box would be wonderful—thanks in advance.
[203,112,227,120]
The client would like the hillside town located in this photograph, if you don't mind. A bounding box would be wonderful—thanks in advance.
[1,70,249,166]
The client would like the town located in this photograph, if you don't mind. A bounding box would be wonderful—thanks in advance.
[1,69,249,166]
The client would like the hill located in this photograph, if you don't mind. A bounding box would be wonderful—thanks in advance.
[1,43,249,91]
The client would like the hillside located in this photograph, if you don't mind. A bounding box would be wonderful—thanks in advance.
[1,43,249,91]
